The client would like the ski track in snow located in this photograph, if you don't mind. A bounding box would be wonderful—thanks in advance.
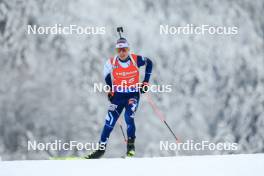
[0,154,263,176]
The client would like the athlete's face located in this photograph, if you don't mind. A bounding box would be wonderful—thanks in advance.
[117,47,129,60]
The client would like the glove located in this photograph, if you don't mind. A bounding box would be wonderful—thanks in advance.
[107,91,114,102]
[140,82,149,94]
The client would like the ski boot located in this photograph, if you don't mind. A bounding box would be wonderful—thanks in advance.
[126,138,135,157]
[85,143,106,159]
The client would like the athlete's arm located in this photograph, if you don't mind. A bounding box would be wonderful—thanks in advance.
[137,56,153,82]
[103,59,114,101]
[103,59,112,87]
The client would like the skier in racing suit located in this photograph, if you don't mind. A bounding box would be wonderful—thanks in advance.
[86,37,153,159]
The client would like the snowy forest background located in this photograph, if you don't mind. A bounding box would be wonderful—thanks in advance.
[0,0,263,160]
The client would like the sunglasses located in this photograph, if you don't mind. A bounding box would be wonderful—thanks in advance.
[116,48,129,53]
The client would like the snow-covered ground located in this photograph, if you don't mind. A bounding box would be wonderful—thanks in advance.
[0,154,263,176]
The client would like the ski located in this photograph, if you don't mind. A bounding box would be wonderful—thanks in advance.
[49,156,86,160]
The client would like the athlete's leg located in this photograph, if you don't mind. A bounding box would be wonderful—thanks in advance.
[124,94,139,156]
[85,95,125,159]
[124,96,140,139]
[100,99,125,143]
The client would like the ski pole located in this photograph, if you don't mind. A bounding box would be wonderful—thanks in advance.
[117,117,127,143]
[145,93,179,142]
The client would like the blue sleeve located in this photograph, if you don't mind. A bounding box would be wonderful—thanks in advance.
[105,73,112,87]
[137,55,153,83]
